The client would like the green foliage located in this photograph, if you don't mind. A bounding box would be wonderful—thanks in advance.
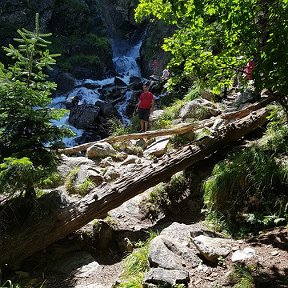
[203,146,288,234]
[264,108,288,154]
[135,0,288,111]
[116,231,157,288]
[108,118,130,136]
[64,167,79,194]
[65,167,95,195]
[0,280,21,288]
[0,157,36,195]
[0,14,71,195]
[38,172,63,189]
[152,99,183,130]
[184,84,202,102]
[232,264,255,288]
[145,172,188,220]
[49,33,112,73]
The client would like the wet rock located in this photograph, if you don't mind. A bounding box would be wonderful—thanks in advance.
[191,235,232,263]
[95,99,115,117]
[143,268,189,287]
[55,71,76,93]
[86,142,117,159]
[69,104,100,129]
[114,77,127,87]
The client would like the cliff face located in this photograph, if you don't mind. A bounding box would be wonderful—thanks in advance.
[0,0,56,45]
[97,0,142,43]
[0,0,171,79]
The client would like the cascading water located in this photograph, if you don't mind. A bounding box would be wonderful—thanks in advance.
[51,37,144,147]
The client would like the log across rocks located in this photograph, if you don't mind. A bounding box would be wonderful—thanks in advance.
[0,108,269,268]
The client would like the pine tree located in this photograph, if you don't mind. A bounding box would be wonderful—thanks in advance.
[0,14,70,196]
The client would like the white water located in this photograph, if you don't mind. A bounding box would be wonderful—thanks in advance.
[51,38,143,147]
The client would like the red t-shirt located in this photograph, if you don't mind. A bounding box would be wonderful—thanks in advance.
[244,60,256,80]
[139,92,154,109]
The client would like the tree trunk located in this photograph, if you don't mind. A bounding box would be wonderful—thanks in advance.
[58,96,274,155]
[0,108,269,269]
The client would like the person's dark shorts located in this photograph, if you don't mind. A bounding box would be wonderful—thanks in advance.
[138,108,150,121]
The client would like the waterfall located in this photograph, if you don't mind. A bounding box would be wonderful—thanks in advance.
[51,36,144,147]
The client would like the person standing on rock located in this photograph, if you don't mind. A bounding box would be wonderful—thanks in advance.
[136,83,154,132]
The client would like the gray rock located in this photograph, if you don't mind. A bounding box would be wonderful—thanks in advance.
[100,157,114,168]
[191,235,232,263]
[86,142,117,159]
[51,251,98,274]
[211,118,226,131]
[179,98,221,120]
[104,167,121,182]
[160,222,203,245]
[144,137,170,157]
[121,155,139,165]
[75,165,103,187]
[149,236,200,270]
[231,247,256,262]
[58,155,95,178]
[143,268,189,287]
[69,104,100,129]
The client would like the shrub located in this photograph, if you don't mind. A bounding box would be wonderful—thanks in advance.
[203,147,288,234]
[145,172,189,220]
[116,231,157,288]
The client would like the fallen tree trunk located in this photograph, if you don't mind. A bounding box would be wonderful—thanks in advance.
[57,96,273,155]
[0,108,269,268]
[57,122,203,155]
[221,95,274,120]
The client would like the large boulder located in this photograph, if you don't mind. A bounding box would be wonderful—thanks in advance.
[191,235,233,263]
[69,104,100,129]
[149,236,200,270]
[58,155,96,178]
[179,98,221,120]
[144,137,170,158]
[86,142,117,159]
[143,268,189,287]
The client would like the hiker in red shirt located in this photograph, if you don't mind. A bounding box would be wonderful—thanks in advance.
[136,84,154,132]
[243,57,257,80]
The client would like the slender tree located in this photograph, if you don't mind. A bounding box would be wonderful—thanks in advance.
[135,0,288,113]
[0,14,70,196]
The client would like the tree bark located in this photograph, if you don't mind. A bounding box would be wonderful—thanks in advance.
[0,108,269,269]
[57,122,205,155]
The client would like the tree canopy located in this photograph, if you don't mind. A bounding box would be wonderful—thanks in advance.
[0,14,70,196]
[135,0,288,112]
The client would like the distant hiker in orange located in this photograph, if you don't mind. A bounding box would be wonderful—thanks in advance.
[136,84,154,132]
